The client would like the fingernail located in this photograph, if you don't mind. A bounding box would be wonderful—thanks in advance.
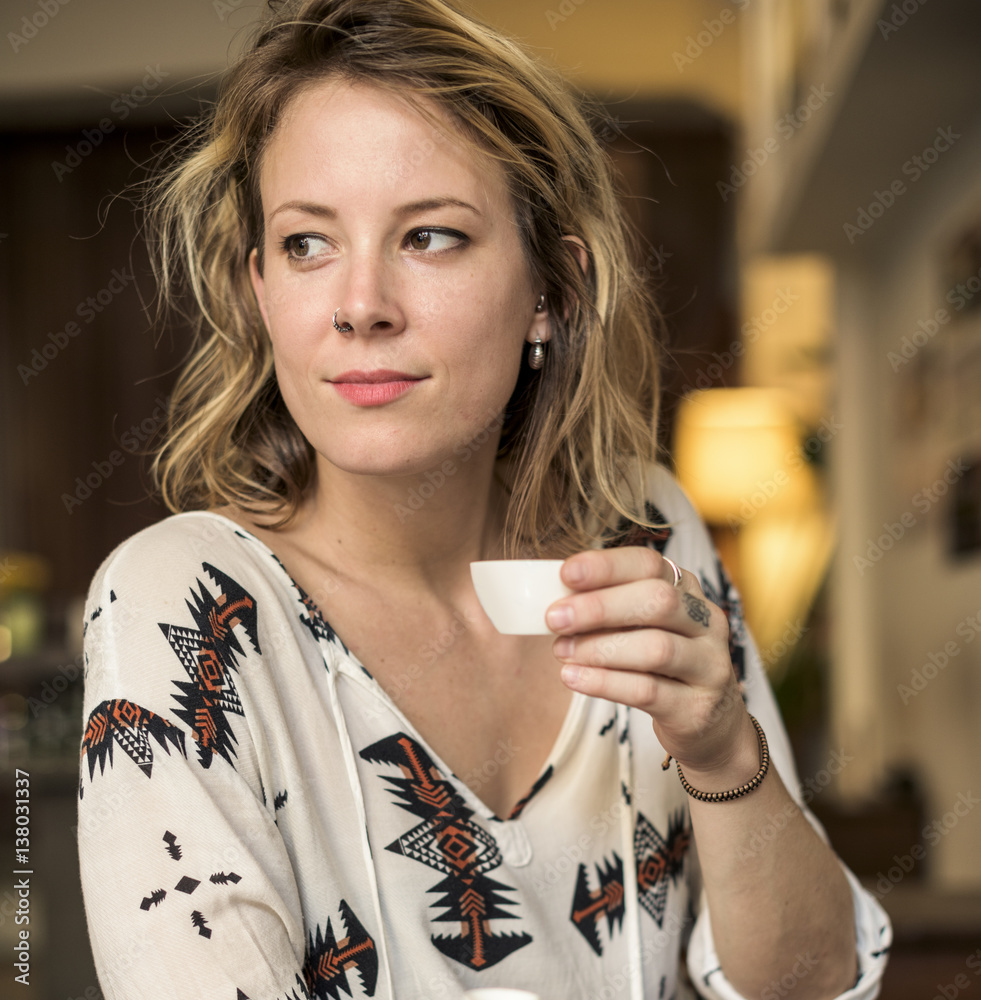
[564,561,585,584]
[546,605,573,630]
[553,637,573,659]
[561,664,582,686]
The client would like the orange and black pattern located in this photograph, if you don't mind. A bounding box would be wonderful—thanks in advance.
[158,563,260,769]
[634,810,691,928]
[302,900,378,1000]
[80,698,186,792]
[570,853,625,955]
[570,810,691,953]
[360,732,532,970]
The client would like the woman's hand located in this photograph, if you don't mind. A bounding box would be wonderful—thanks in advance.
[546,546,752,780]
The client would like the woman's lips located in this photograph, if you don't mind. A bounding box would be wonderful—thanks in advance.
[329,370,426,406]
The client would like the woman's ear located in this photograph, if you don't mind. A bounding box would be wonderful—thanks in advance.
[562,234,590,277]
[526,291,550,345]
[248,247,271,331]
[555,234,590,322]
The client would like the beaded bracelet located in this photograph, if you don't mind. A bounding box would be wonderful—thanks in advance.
[661,714,770,803]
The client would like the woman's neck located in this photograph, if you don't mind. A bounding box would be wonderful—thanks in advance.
[287,451,510,600]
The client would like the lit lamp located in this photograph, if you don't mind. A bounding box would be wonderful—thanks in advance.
[674,388,811,526]
[674,388,831,674]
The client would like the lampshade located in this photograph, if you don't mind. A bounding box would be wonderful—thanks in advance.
[738,507,834,675]
[674,388,811,524]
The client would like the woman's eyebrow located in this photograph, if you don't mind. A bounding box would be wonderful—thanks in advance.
[267,196,483,224]
[394,197,483,218]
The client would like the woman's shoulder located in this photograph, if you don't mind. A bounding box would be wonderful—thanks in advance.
[608,461,707,550]
[640,461,702,527]
[610,461,726,589]
[86,511,280,606]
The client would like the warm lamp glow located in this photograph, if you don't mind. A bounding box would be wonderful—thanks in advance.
[738,508,834,676]
[674,388,809,524]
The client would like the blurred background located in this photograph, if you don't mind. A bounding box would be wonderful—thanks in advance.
[1,0,980,996]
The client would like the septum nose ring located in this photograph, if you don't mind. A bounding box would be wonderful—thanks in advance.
[332,309,353,333]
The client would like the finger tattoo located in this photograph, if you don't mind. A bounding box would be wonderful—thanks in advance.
[682,592,711,627]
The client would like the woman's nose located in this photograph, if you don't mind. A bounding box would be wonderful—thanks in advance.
[330,254,406,338]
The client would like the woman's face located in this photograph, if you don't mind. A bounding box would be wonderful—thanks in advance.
[250,78,548,483]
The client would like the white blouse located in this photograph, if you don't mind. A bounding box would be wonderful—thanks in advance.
[77,466,890,1000]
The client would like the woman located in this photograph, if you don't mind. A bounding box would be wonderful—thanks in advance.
[77,1,890,998]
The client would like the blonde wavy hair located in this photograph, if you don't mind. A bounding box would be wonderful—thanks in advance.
[150,0,663,556]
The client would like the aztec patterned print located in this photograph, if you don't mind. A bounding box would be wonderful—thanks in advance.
[157,563,260,768]
[570,810,691,954]
[80,698,187,793]
[360,732,532,970]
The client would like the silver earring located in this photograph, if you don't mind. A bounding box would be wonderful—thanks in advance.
[529,294,546,368]
[529,335,545,370]
[332,309,353,333]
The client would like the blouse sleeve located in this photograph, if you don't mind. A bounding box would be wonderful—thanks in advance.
[684,622,893,1000]
[76,525,311,1000]
[640,466,892,1000]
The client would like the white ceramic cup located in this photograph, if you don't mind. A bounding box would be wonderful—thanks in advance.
[470,559,572,635]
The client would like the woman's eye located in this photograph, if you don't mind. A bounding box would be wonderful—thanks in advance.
[406,229,466,253]
[281,234,330,260]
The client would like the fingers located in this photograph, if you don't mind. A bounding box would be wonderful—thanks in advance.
[546,572,721,640]
[559,662,689,715]
[554,622,686,677]
[553,622,732,692]
[561,546,690,592]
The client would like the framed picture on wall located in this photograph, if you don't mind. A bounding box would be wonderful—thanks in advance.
[949,455,981,558]
[943,221,981,320]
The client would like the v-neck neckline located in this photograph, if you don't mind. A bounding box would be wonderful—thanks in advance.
[192,510,588,823]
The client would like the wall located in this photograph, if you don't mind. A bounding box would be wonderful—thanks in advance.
[1,0,745,123]
[865,125,981,888]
